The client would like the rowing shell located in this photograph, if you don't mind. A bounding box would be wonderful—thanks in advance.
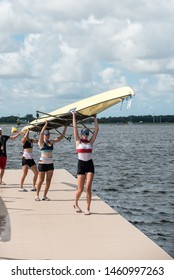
[21,86,134,132]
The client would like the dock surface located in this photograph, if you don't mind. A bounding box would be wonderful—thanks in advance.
[0,169,172,260]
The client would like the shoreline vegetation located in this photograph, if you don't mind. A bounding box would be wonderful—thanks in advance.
[0,114,174,125]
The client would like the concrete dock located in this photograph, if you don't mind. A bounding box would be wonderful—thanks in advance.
[0,169,172,260]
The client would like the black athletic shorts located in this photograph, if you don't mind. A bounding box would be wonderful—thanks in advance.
[77,159,94,175]
[38,163,54,172]
[22,157,36,167]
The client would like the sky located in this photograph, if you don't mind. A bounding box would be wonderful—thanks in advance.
[0,0,174,118]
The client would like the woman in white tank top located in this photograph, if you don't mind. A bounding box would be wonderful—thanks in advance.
[72,111,99,215]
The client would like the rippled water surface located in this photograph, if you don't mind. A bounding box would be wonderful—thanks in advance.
[3,123,174,258]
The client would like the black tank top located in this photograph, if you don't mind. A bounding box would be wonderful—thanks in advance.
[23,140,33,149]
[41,141,53,151]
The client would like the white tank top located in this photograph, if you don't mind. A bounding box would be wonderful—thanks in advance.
[76,140,93,161]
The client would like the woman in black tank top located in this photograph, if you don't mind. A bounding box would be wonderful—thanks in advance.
[35,120,67,201]
[19,129,38,192]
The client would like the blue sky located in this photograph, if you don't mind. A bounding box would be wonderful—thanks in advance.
[0,0,174,118]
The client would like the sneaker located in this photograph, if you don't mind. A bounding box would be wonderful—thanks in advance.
[73,205,82,213]
[85,210,91,215]
[30,187,37,191]
[0,181,6,185]
[35,196,40,201]
[42,197,50,201]
[19,188,28,192]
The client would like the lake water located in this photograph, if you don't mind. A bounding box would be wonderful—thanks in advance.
[2,123,174,258]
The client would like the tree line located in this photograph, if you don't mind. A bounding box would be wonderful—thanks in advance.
[0,114,34,124]
[98,115,174,124]
[0,114,174,124]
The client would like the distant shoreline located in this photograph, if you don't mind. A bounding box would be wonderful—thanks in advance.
[1,114,174,125]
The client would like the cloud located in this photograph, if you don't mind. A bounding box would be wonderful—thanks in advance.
[0,0,174,117]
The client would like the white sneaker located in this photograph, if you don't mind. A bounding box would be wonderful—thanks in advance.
[19,188,27,192]
[30,187,36,191]
[85,210,91,215]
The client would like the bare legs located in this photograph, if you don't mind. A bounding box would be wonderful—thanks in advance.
[31,165,38,189]
[20,165,38,191]
[75,172,94,214]
[75,175,85,208]
[36,170,53,200]
[0,168,5,184]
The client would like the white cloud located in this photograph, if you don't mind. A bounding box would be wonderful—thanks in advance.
[0,0,174,117]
